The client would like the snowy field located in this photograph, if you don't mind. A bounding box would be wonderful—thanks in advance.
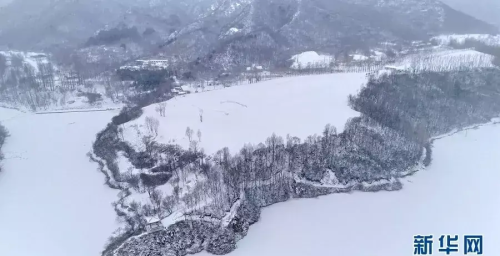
[199,122,500,256]
[122,73,366,155]
[0,108,120,256]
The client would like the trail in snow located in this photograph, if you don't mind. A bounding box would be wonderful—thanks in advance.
[0,108,120,256]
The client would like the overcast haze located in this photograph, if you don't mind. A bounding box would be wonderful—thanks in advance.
[440,0,500,26]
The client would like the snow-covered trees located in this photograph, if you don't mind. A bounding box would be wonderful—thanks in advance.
[145,116,160,137]
[155,102,167,117]
[96,67,500,256]
[0,123,8,173]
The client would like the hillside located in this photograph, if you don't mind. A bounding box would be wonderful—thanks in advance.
[0,0,497,74]
[0,0,212,50]
[161,0,499,72]
[0,50,126,112]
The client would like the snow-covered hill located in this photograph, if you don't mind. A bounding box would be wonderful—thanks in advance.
[290,52,334,69]
[199,120,500,256]
[120,73,366,155]
[0,108,120,256]
[374,48,496,77]
[397,49,495,71]
[0,50,125,112]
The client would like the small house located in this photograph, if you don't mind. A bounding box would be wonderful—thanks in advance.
[145,217,165,233]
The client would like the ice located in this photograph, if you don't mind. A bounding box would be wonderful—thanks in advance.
[122,73,366,155]
[0,108,120,256]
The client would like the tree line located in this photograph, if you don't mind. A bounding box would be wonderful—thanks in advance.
[0,123,7,173]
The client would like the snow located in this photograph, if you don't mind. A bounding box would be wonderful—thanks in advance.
[290,51,333,69]
[0,107,120,256]
[116,152,141,175]
[122,73,366,155]
[0,50,125,112]
[147,216,161,224]
[373,49,495,77]
[0,50,50,73]
[371,50,386,61]
[226,27,240,35]
[351,54,369,61]
[433,34,500,46]
[198,122,500,256]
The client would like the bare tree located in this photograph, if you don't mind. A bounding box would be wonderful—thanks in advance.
[185,127,193,142]
[148,188,164,215]
[160,196,175,218]
[0,54,6,79]
[197,129,202,142]
[155,102,167,117]
[145,116,160,137]
[117,126,125,140]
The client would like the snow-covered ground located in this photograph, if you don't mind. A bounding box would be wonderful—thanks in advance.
[199,122,500,256]
[0,108,120,256]
[121,73,366,155]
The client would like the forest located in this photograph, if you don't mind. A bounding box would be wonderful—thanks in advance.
[90,66,500,256]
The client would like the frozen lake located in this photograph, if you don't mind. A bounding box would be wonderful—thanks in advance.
[0,108,120,256]
[123,73,366,155]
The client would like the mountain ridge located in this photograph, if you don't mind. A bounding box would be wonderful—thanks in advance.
[0,0,497,73]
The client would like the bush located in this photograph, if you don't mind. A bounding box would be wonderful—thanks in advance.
[206,228,236,255]
[0,123,8,172]
[139,173,172,187]
[112,106,143,125]
[77,92,103,104]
